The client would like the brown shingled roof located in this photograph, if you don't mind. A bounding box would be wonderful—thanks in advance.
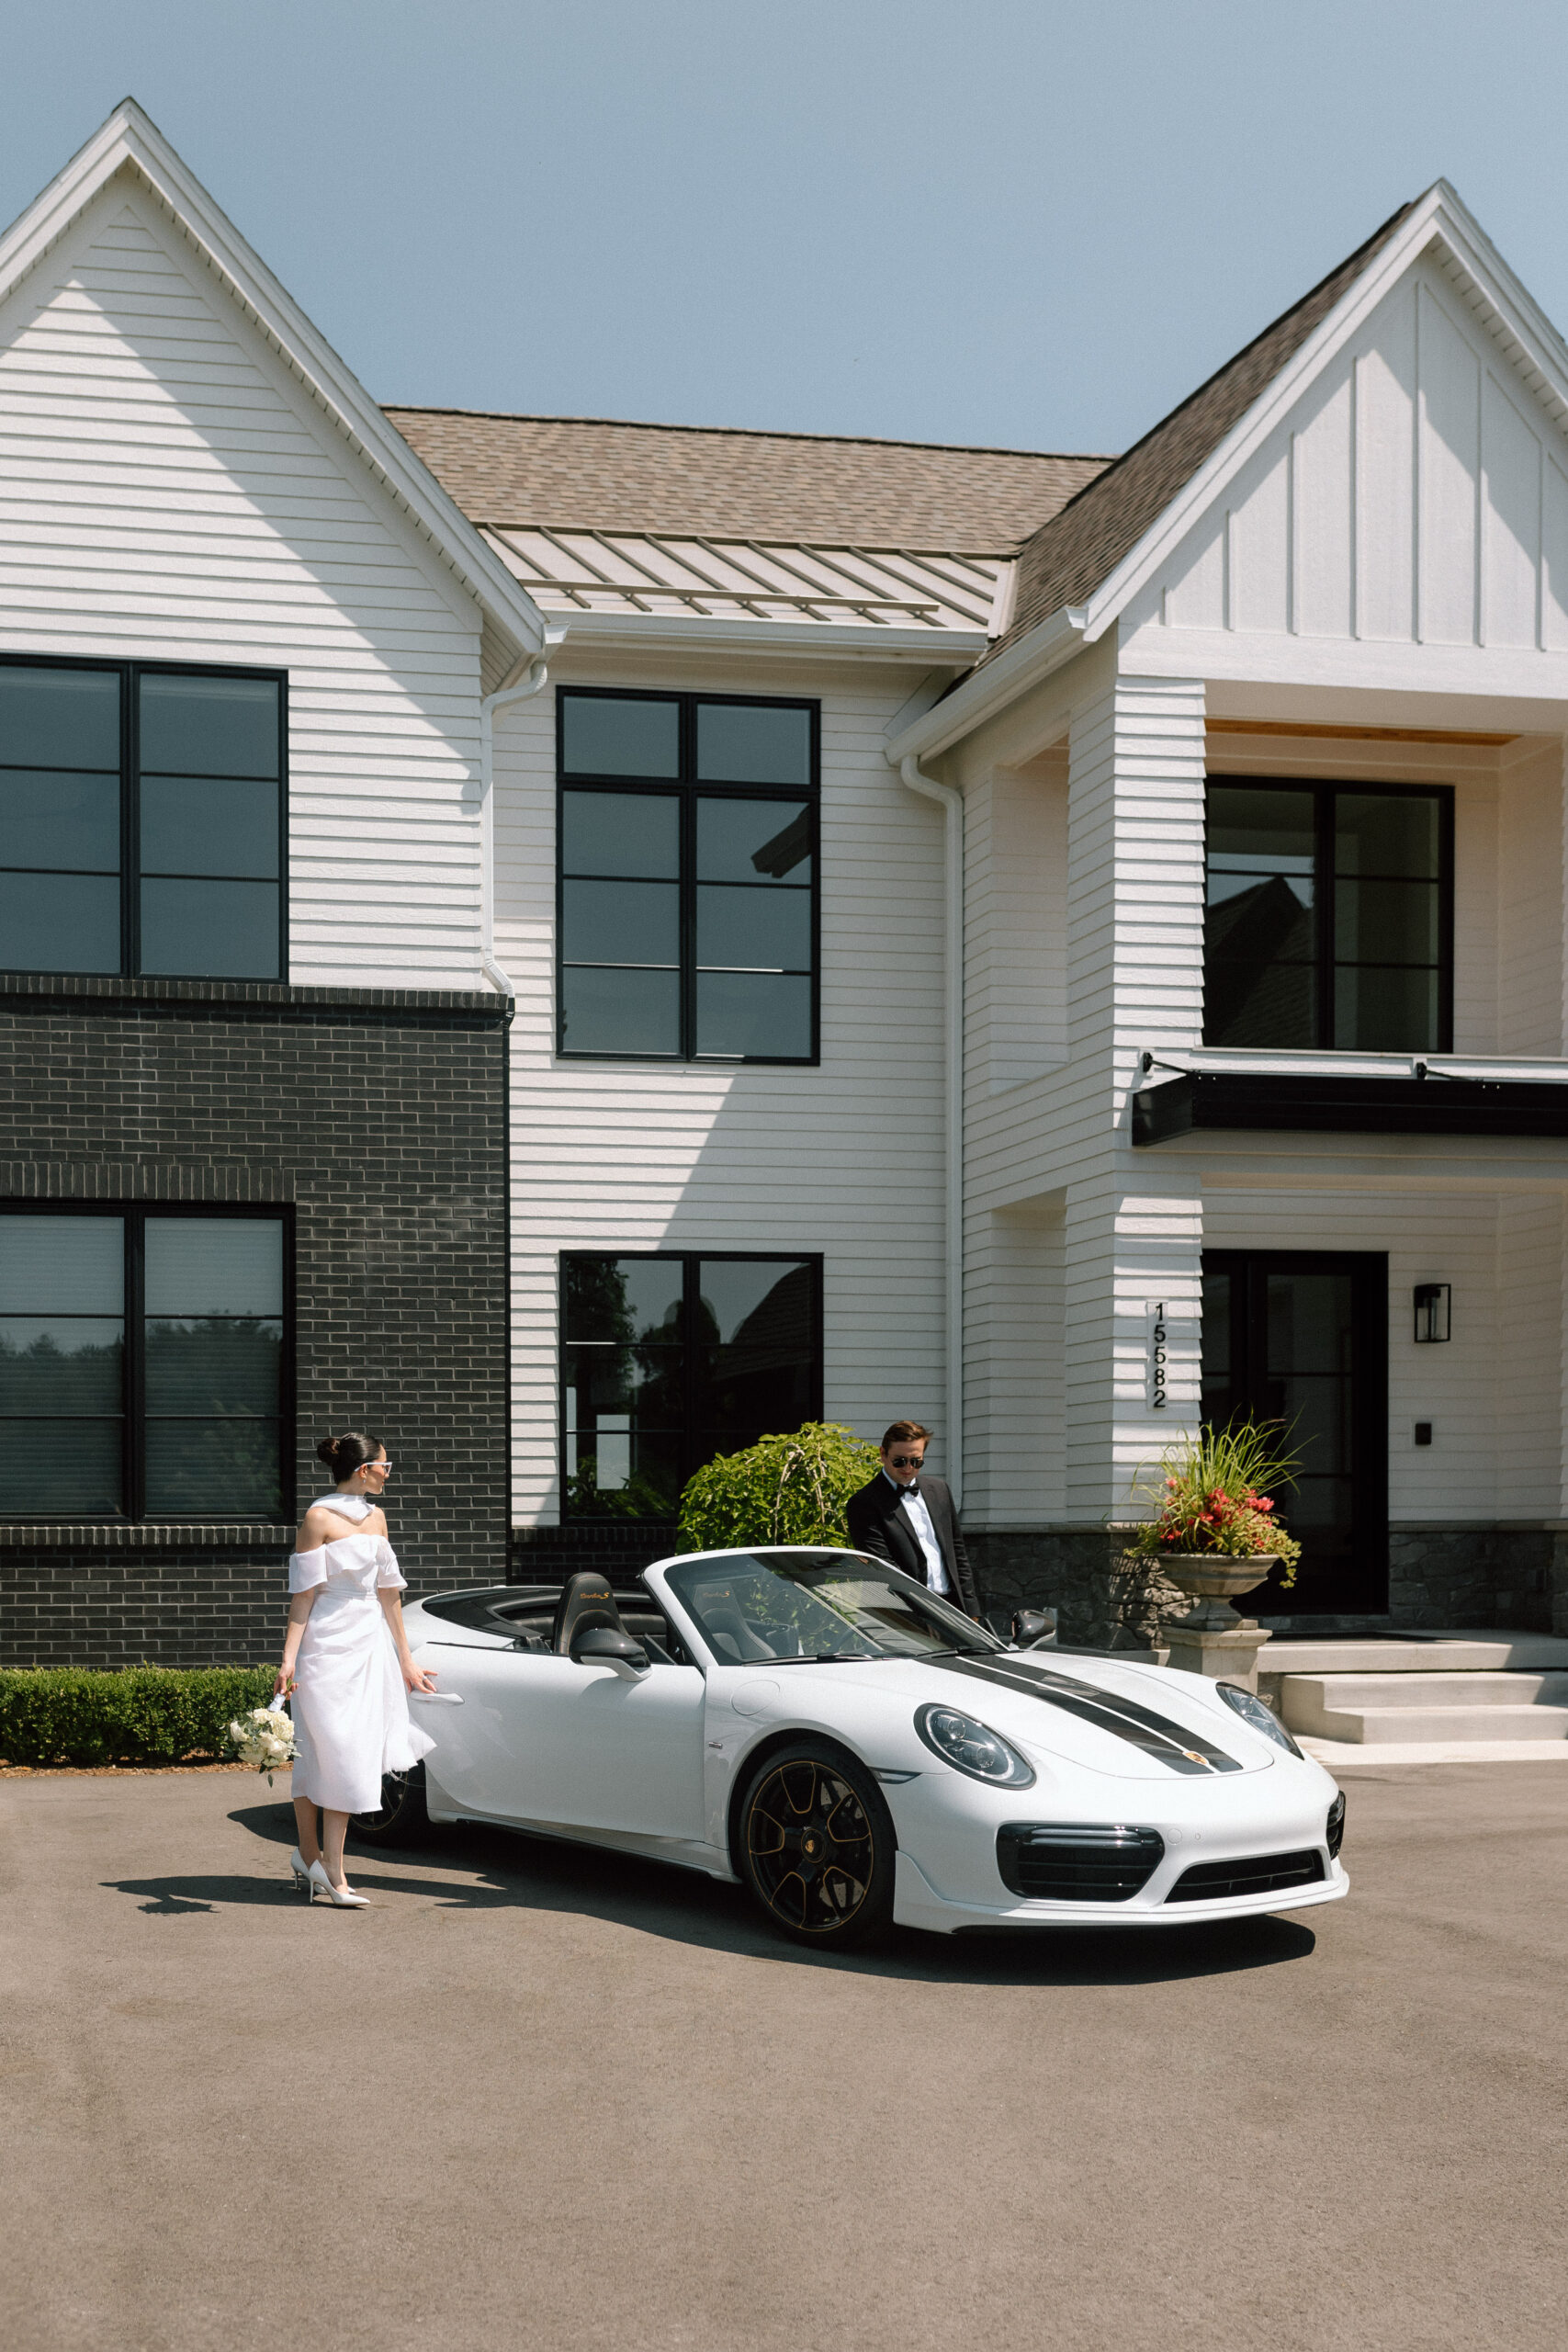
[382,407,1111,555]
[988,197,1420,661]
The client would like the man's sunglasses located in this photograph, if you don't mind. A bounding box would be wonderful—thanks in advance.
[887,1453,924,1467]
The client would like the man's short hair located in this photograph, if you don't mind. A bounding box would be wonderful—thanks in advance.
[881,1419,932,1451]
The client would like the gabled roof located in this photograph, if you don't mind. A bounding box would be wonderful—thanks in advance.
[383,406,1111,555]
[987,198,1417,662]
[0,98,547,664]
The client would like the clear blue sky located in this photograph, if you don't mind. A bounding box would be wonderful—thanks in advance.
[3,0,1565,460]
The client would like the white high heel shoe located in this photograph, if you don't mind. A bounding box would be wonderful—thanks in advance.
[288,1847,313,1896]
[309,1859,368,1908]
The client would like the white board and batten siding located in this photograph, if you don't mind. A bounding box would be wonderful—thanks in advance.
[0,173,488,987]
[491,662,949,1525]
[1124,255,1568,685]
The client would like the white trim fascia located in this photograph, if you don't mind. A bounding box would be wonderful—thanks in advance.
[548,609,987,662]
[1080,182,1568,645]
[0,99,546,661]
[884,605,1085,761]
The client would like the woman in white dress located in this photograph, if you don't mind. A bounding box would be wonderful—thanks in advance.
[274,1432,437,1906]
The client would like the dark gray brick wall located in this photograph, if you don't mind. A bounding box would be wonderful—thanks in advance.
[1,973,510,1668]
[966,1523,1555,1639]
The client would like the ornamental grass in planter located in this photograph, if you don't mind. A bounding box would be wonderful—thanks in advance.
[1122,1420,1304,1631]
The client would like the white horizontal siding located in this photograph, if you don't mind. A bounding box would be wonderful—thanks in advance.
[491,660,948,1523]
[0,180,486,986]
[1206,1186,1562,1524]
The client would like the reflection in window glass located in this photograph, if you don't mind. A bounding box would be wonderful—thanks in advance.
[695,702,812,786]
[1,671,123,978]
[561,695,680,778]
[0,1215,126,1512]
[559,693,817,1061]
[0,1213,288,1519]
[1,662,285,981]
[1205,779,1449,1052]
[142,1217,284,1517]
[561,1253,819,1518]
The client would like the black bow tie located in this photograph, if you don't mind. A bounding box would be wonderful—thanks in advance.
[896,1481,919,1498]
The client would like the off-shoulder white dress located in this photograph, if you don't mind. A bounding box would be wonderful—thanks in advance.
[288,1494,435,1814]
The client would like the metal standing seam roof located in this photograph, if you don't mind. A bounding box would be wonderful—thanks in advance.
[480,525,1004,630]
[985,197,1421,665]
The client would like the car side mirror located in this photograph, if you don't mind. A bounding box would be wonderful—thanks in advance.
[570,1624,649,1675]
[1010,1608,1057,1649]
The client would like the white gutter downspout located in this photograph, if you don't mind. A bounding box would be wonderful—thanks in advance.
[898,754,964,1507]
[478,636,562,994]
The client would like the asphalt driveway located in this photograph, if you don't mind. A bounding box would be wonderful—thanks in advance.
[2,1762,1563,2352]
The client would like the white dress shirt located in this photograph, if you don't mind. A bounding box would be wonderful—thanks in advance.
[885,1471,950,1594]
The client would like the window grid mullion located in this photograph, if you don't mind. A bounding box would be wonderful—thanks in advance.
[127,1212,146,1519]
[121,662,136,978]
[680,788,696,1062]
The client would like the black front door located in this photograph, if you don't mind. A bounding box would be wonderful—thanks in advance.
[1201,1251,1388,1615]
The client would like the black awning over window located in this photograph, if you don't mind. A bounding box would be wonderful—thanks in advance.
[1134,1069,1568,1146]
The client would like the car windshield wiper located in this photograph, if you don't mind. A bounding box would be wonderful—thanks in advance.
[768,1648,882,1664]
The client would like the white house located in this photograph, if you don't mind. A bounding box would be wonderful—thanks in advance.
[3,104,1566,1660]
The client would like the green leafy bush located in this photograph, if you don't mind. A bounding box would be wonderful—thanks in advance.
[0,1665,276,1767]
[678,1421,881,1554]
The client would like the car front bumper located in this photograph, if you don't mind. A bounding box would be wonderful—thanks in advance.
[893,1847,1348,1932]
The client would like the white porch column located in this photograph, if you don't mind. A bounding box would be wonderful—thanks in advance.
[1062,673,1208,1525]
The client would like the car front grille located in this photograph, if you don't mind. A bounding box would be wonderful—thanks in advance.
[1166,1849,1326,1903]
[997,1823,1165,1902]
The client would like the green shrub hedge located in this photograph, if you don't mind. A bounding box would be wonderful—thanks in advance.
[0,1665,276,1767]
[678,1420,880,1554]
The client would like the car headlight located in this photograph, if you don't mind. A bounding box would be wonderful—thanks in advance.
[915,1703,1035,1788]
[1216,1681,1303,1758]
[1326,1789,1346,1859]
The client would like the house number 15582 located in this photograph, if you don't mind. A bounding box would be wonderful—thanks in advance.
[1146,1301,1168,1410]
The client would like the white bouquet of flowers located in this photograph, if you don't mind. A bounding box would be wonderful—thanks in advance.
[228,1702,298,1784]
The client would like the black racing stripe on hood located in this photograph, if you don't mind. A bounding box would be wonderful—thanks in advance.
[926,1655,1243,1776]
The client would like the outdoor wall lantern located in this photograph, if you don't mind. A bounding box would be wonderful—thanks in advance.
[1413,1283,1451,1343]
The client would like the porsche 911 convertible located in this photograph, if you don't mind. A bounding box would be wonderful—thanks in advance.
[359,1547,1348,1946]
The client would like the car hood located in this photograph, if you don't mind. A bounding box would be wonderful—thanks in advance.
[805,1651,1273,1781]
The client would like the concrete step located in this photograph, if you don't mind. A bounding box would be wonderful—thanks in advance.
[1288,1670,1568,1710]
[1303,1705,1568,1746]
[1262,1633,1568,1675]
[1280,1668,1568,1745]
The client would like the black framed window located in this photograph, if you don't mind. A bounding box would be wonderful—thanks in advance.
[558,688,818,1061]
[0,657,287,980]
[1205,778,1453,1052]
[560,1251,821,1519]
[0,1207,292,1518]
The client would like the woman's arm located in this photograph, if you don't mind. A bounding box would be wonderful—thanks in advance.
[275,1588,318,1698]
[378,1588,437,1693]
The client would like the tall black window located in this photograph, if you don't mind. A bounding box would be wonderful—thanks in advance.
[560,1252,821,1518]
[0,659,286,980]
[0,1209,291,1518]
[558,689,818,1061]
[1205,779,1452,1052]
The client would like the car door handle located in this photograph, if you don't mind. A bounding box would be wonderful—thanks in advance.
[410,1690,464,1704]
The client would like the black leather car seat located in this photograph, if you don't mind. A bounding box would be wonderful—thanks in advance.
[551,1571,626,1656]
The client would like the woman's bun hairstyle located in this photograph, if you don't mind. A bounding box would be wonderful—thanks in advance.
[316,1430,384,1481]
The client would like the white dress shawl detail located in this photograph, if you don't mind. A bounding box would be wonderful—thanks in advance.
[287,1494,434,1813]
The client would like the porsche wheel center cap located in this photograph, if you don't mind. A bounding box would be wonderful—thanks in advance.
[802,1832,821,1858]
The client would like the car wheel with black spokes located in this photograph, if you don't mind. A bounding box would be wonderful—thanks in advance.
[738,1741,895,1948]
[348,1762,432,1848]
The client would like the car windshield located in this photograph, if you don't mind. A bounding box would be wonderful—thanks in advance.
[664,1550,1003,1664]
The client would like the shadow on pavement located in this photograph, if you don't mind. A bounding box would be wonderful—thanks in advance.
[152,1794,1326,1988]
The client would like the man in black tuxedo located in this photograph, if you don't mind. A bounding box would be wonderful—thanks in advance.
[845,1419,981,1620]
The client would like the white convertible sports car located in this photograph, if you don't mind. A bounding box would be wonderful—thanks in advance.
[359,1548,1348,1947]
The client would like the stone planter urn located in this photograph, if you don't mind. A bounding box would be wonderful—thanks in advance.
[1156,1554,1280,1690]
[1161,1553,1278,1632]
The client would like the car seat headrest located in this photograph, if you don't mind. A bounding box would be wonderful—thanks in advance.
[552,1571,626,1656]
